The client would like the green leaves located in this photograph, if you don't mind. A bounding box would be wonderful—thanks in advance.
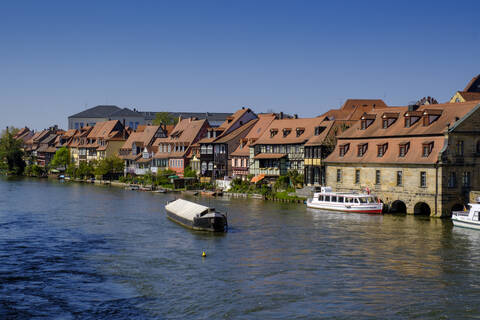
[152,112,178,126]
[0,128,26,175]
[50,147,70,169]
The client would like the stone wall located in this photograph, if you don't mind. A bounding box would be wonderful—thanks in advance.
[325,163,444,216]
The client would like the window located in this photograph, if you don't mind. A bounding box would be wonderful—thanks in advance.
[355,169,360,184]
[207,145,213,154]
[296,128,305,137]
[129,122,134,128]
[377,143,388,157]
[283,128,291,137]
[75,123,79,129]
[420,171,427,188]
[448,172,456,188]
[382,119,388,129]
[456,140,464,156]
[336,169,342,182]
[201,161,207,173]
[338,196,344,203]
[399,143,410,157]
[266,145,272,153]
[422,142,434,157]
[463,171,471,187]
[314,126,325,136]
[396,171,403,186]
[339,144,350,157]
[270,129,278,138]
[208,162,214,171]
[404,115,420,128]
[357,143,368,157]
[375,170,381,185]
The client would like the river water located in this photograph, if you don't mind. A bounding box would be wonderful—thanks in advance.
[1,177,480,319]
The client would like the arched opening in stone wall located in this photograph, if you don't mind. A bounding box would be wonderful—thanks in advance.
[451,203,465,216]
[390,200,407,214]
[414,202,431,216]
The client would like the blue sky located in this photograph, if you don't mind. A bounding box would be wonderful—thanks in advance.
[1,0,479,130]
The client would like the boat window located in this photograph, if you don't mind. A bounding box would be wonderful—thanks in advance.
[319,195,324,201]
[354,198,360,203]
[346,197,352,203]
[366,197,374,203]
[475,212,479,221]
[359,197,367,203]
[331,196,337,202]
[325,195,330,202]
[338,196,344,203]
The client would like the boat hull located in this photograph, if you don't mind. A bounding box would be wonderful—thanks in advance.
[452,218,480,230]
[166,209,227,232]
[307,202,383,214]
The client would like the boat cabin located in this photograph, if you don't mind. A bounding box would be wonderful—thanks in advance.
[313,192,378,204]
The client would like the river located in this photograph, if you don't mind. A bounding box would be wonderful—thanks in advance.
[1,177,479,319]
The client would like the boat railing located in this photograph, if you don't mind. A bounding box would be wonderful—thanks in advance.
[452,211,469,217]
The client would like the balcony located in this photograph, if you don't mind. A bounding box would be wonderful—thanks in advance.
[256,167,282,176]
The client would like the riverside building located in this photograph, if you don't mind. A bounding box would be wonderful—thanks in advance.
[324,100,480,217]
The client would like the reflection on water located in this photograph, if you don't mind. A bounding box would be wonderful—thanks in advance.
[1,177,480,319]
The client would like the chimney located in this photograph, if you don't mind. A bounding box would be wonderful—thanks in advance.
[178,115,183,123]
[294,114,298,119]
[408,104,419,112]
[280,112,284,119]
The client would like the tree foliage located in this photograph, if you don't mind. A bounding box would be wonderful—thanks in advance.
[152,112,178,126]
[183,166,197,178]
[50,147,70,169]
[0,128,25,175]
[25,164,46,177]
[95,156,124,179]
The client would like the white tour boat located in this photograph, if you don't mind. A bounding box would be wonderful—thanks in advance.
[306,187,383,214]
[452,202,480,230]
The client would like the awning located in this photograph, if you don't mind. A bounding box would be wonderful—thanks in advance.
[251,174,265,183]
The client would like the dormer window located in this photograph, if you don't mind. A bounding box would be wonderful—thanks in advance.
[357,143,368,157]
[360,114,375,130]
[399,142,410,157]
[381,113,399,128]
[283,128,291,137]
[404,111,422,127]
[296,127,305,137]
[422,109,442,126]
[270,128,278,138]
[339,143,350,157]
[377,143,388,157]
[314,126,325,136]
[422,141,434,157]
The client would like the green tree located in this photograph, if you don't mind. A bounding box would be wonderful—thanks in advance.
[95,156,124,180]
[78,161,95,179]
[183,166,197,178]
[50,147,70,170]
[0,127,26,175]
[152,112,178,126]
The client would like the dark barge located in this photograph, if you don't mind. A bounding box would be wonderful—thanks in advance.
[165,199,228,232]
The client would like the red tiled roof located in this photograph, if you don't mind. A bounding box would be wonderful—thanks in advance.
[252,118,324,146]
[338,101,480,139]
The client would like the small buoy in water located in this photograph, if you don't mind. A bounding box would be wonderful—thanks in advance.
[202,251,207,257]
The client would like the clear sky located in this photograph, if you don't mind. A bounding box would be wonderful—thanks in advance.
[1,0,479,130]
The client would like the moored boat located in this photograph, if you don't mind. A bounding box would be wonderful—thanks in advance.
[165,199,228,232]
[306,187,383,214]
[452,202,480,230]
